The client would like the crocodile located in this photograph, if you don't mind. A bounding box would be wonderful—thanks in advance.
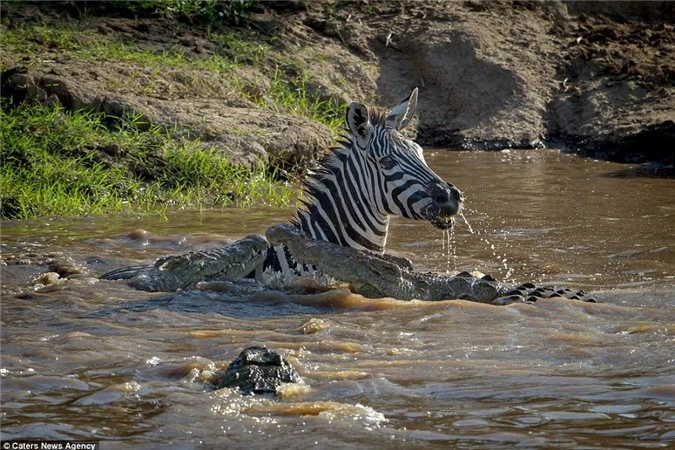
[100,234,268,292]
[265,223,503,302]
[101,224,595,305]
[265,224,595,304]
[216,346,302,396]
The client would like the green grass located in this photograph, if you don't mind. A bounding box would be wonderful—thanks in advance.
[0,103,294,220]
[207,30,269,65]
[266,66,347,135]
[77,0,256,27]
[0,24,237,73]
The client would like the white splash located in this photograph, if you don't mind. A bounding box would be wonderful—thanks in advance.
[441,227,457,274]
[460,211,475,234]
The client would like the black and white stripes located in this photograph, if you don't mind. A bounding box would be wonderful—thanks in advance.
[262,89,464,279]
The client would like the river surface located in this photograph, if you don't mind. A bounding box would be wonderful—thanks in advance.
[1,150,674,449]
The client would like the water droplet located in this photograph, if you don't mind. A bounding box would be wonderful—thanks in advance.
[458,211,474,235]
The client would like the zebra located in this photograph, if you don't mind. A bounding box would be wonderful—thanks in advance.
[261,88,464,280]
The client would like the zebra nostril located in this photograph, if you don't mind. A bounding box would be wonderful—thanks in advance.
[428,182,462,214]
[429,182,456,206]
[434,192,450,204]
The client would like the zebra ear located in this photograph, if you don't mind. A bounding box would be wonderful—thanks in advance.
[386,88,418,131]
[346,102,371,147]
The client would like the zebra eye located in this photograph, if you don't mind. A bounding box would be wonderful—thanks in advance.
[379,156,396,170]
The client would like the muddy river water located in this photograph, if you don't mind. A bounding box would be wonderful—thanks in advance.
[1,150,674,449]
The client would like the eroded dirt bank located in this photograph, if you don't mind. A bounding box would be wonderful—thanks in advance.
[2,1,673,168]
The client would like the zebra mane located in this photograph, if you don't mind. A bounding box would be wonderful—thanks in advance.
[310,106,390,174]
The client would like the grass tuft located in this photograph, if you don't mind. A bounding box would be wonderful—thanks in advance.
[265,66,347,135]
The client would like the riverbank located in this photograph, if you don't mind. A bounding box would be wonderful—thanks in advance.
[1,1,673,219]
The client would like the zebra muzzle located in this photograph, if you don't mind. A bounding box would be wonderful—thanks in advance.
[424,182,463,229]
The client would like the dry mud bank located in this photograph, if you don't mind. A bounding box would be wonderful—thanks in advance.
[2,1,673,169]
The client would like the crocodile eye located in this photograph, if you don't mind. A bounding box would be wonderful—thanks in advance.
[380,156,396,170]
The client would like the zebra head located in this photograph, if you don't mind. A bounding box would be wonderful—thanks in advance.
[348,88,462,223]
[298,89,463,253]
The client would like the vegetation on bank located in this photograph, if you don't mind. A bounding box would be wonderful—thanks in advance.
[0,21,346,131]
[0,1,349,221]
[0,103,294,220]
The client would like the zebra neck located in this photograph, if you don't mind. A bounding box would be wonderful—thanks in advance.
[295,207,389,253]
[295,141,391,253]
